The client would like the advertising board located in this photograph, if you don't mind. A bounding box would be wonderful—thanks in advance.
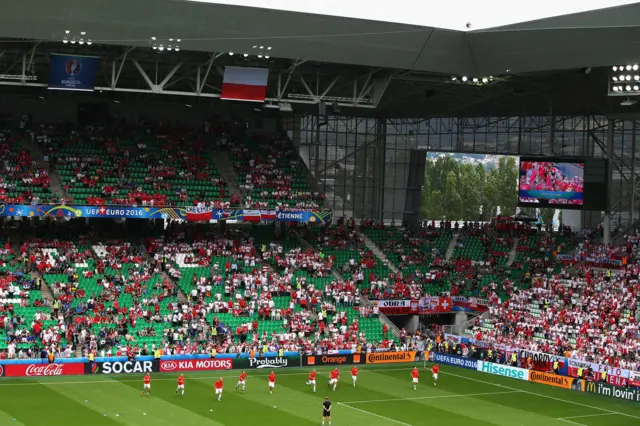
[303,354,362,367]
[476,361,528,381]
[365,351,416,364]
[86,360,159,375]
[431,352,478,370]
[234,357,300,369]
[159,359,232,373]
[4,363,85,377]
[529,370,582,390]
[585,381,640,402]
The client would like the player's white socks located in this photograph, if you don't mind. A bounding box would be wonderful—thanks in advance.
[218,395,222,401]
[314,385,316,392]
[353,379,356,387]
[414,384,417,390]
[333,384,336,391]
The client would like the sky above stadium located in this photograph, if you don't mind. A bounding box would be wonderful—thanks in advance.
[194,0,637,30]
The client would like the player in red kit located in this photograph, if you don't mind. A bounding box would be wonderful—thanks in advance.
[351,366,359,387]
[329,368,339,391]
[214,378,224,401]
[306,369,317,393]
[268,371,276,394]
[142,373,151,397]
[236,371,247,393]
[432,364,439,386]
[176,373,185,397]
[411,367,419,390]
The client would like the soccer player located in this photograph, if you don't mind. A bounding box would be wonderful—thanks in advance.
[236,370,247,393]
[322,396,332,426]
[306,369,317,393]
[214,378,224,401]
[329,368,339,391]
[351,365,359,387]
[432,363,439,386]
[142,372,151,397]
[268,370,276,394]
[411,367,419,391]
[176,373,185,397]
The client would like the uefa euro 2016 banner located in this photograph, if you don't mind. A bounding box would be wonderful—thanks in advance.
[0,204,332,224]
[48,54,99,91]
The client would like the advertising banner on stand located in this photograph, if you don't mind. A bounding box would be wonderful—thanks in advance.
[4,363,85,377]
[585,381,640,402]
[159,359,232,373]
[430,352,478,370]
[303,354,362,367]
[365,352,417,364]
[85,360,159,375]
[234,357,300,369]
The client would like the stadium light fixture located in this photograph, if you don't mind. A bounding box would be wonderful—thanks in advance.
[626,85,632,91]
[87,40,92,45]
[243,53,248,57]
[257,54,263,59]
[158,45,164,51]
[613,66,618,71]
[63,39,68,44]
[265,55,270,59]
[635,85,639,91]
[70,40,76,44]
[472,78,478,82]
[151,37,156,41]
[613,76,618,81]
[229,52,234,56]
[613,86,619,91]
[175,47,180,52]
[78,40,84,45]
[267,46,272,50]
[461,76,468,82]
[482,78,488,83]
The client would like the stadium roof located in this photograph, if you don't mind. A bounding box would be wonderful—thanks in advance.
[0,1,639,117]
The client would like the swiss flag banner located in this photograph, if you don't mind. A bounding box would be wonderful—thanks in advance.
[437,297,451,312]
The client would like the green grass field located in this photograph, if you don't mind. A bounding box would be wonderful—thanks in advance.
[1,363,639,426]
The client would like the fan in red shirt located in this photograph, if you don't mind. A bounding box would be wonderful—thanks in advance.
[411,367,419,390]
[176,373,185,397]
[329,368,339,391]
[268,371,276,394]
[236,371,247,393]
[306,369,317,393]
[142,373,151,397]
[431,364,439,386]
[214,378,224,401]
[351,366,359,388]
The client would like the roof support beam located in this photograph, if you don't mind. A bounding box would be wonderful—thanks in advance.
[159,63,183,89]
[133,60,157,92]
[111,47,134,89]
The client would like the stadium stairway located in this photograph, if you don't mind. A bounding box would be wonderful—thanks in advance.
[360,230,398,274]
[445,234,459,260]
[506,238,518,267]
[211,150,242,204]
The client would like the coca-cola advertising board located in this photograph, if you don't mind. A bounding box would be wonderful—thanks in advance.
[159,359,233,373]
[3,363,85,377]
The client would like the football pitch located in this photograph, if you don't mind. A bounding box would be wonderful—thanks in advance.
[0,363,639,426]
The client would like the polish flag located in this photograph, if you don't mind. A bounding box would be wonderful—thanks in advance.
[260,210,277,221]
[186,207,212,222]
[243,210,261,223]
[221,67,269,102]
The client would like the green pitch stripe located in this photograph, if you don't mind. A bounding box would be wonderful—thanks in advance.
[1,382,120,426]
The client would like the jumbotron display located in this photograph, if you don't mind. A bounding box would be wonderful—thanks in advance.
[518,158,584,207]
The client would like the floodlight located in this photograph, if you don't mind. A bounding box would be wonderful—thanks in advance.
[635,75,640,81]
[472,77,478,82]
[243,53,248,57]
[174,48,180,52]
[620,75,626,80]
[158,45,164,51]
[613,66,618,71]
[177,39,181,42]
[70,40,76,44]
[78,40,84,45]
[80,31,86,35]
[634,65,639,71]
[613,86,619,91]
[65,30,70,34]
[267,46,272,50]
[229,52,234,56]
[87,40,92,45]
[626,75,632,81]
[151,37,156,41]
[265,55,270,59]
[482,78,488,83]
[63,39,68,44]
[152,46,157,50]
[461,76,468,82]
[258,54,262,59]
[613,76,618,81]
[627,65,633,71]
[167,47,172,51]
[634,85,639,91]
[626,85,632,91]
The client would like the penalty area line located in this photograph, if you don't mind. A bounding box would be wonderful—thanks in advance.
[337,402,412,426]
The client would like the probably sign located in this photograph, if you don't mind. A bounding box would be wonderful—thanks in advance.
[519,350,566,373]
[477,361,528,381]
[585,381,640,402]
[528,370,581,390]
[365,351,416,364]
[303,354,362,367]
[431,352,478,370]
[159,359,232,373]
[4,363,85,377]
[235,357,299,369]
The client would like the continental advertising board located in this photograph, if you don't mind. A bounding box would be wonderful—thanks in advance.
[529,370,584,391]
[365,351,417,364]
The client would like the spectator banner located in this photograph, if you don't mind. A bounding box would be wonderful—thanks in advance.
[430,352,478,370]
[450,296,490,313]
[303,354,362,366]
[48,54,99,91]
[631,372,640,388]
[374,300,418,315]
[366,351,416,364]
[419,296,452,314]
[234,356,300,369]
[0,204,331,224]
[585,381,640,402]
[477,361,529,381]
[519,349,567,374]
[85,360,159,375]
[159,359,232,373]
[567,359,631,387]
[529,370,580,389]
[374,297,487,315]
[4,363,85,377]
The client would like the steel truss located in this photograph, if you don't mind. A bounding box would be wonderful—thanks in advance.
[0,43,392,110]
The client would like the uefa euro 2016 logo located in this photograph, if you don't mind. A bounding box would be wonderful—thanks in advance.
[65,59,82,76]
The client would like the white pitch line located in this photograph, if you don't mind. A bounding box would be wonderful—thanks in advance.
[561,413,618,420]
[557,418,586,426]
[342,390,522,404]
[337,402,413,426]
[439,369,640,422]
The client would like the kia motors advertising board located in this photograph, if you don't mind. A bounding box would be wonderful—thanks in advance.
[303,354,362,366]
[365,351,416,364]
[4,363,85,377]
[477,361,529,381]
[85,360,159,375]
[431,352,478,370]
[159,359,232,373]
[234,356,300,369]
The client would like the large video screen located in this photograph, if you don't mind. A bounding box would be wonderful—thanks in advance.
[518,159,584,207]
